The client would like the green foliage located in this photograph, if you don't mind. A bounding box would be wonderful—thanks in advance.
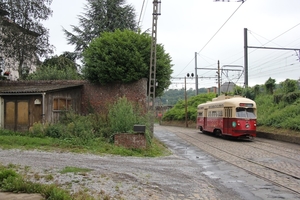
[256,94,300,131]
[26,97,153,147]
[26,65,82,80]
[272,79,300,105]
[82,29,173,97]
[279,79,298,94]
[108,96,141,133]
[0,166,78,199]
[0,168,18,185]
[29,122,48,137]
[59,166,92,174]
[160,88,202,106]
[162,93,216,121]
[0,128,19,136]
[0,0,54,80]
[233,85,256,100]
[273,91,300,105]
[63,0,137,55]
[42,53,79,71]
[265,77,276,94]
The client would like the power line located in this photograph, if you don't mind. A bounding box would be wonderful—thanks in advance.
[138,0,147,27]
[197,1,246,54]
[177,0,246,76]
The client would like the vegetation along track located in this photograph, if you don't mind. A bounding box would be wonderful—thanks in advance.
[162,126,300,195]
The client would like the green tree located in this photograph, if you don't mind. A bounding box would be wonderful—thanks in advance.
[26,53,82,80]
[0,0,54,80]
[26,65,82,80]
[253,84,260,96]
[63,0,137,58]
[42,52,78,71]
[265,77,276,94]
[280,79,297,94]
[82,29,173,97]
[162,93,216,121]
[233,85,243,96]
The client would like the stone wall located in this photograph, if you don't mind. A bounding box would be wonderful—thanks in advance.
[114,133,147,149]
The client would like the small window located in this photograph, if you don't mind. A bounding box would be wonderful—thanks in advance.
[224,107,232,118]
[53,98,72,111]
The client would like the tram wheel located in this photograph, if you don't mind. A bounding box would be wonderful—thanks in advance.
[199,126,203,132]
[214,129,222,137]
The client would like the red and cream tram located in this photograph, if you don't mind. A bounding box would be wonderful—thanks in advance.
[197,95,257,138]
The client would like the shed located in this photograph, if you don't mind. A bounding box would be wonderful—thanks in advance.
[0,84,83,132]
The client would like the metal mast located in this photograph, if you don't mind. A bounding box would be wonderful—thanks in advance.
[148,0,161,111]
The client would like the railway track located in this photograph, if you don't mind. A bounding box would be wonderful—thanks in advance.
[243,139,300,162]
[161,126,300,195]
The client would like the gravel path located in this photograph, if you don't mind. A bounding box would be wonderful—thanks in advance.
[0,125,242,200]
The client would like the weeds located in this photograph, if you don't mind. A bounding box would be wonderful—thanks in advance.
[0,166,69,199]
[60,166,92,174]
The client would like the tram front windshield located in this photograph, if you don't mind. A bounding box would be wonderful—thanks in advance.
[236,107,256,118]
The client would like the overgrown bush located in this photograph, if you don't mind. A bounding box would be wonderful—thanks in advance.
[108,96,144,133]
[256,94,300,131]
[26,65,82,80]
[27,97,152,145]
[162,93,216,121]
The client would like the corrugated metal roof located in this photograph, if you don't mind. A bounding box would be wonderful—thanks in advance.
[0,84,83,94]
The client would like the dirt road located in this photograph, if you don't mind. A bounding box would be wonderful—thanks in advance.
[0,126,239,200]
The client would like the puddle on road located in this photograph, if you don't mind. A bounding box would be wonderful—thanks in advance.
[225,179,244,183]
[202,171,220,179]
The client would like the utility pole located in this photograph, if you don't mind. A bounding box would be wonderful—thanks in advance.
[244,28,248,88]
[148,1,161,111]
[244,27,300,88]
[217,60,220,96]
[197,61,221,94]
[195,52,198,95]
[184,76,188,127]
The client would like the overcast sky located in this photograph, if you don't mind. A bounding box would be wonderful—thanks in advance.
[44,0,300,89]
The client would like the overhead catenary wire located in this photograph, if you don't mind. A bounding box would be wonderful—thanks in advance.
[176,0,246,76]
[137,0,148,28]
[217,24,300,82]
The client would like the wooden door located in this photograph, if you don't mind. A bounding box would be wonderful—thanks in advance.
[5,101,15,131]
[5,100,29,132]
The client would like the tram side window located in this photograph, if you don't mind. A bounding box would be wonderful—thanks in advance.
[198,112,203,117]
[224,107,232,118]
[212,111,217,117]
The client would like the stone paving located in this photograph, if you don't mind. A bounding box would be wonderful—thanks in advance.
[160,125,300,197]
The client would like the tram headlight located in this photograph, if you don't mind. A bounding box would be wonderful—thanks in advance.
[232,121,237,127]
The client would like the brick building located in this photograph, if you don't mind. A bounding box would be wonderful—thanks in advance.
[0,79,147,131]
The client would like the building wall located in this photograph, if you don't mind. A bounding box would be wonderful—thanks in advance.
[0,79,148,120]
[81,79,148,115]
[44,87,82,123]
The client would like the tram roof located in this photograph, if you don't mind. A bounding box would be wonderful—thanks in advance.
[197,95,256,108]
